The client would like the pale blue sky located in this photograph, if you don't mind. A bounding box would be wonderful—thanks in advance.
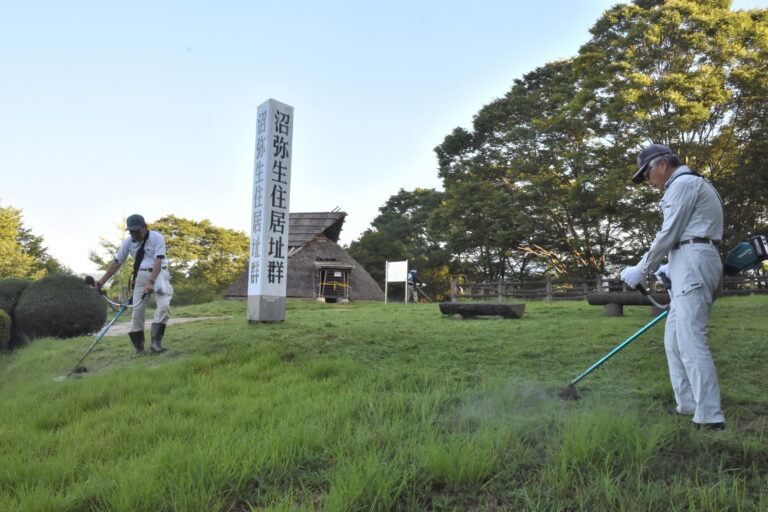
[1,0,764,273]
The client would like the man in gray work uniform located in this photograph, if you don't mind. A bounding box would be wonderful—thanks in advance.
[620,144,725,431]
[95,214,173,355]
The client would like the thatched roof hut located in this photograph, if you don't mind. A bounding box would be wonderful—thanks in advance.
[225,212,383,302]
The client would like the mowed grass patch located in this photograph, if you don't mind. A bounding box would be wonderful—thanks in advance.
[0,296,766,510]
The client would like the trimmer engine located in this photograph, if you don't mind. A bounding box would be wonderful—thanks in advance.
[724,234,768,275]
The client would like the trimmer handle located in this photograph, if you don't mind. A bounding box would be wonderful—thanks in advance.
[84,275,106,295]
[85,276,147,308]
[635,284,670,310]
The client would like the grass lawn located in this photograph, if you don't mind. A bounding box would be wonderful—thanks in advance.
[1,295,766,511]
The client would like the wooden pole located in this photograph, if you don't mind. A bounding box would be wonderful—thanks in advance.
[384,261,389,304]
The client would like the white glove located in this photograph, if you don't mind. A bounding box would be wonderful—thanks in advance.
[620,265,644,288]
[654,264,671,288]
[154,272,170,295]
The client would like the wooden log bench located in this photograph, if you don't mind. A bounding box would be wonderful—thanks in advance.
[586,292,670,317]
[438,302,525,319]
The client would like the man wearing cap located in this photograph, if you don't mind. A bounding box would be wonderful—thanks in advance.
[94,214,173,355]
[407,269,423,303]
[620,144,725,430]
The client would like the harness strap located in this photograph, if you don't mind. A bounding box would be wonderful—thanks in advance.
[665,170,723,205]
[131,231,150,286]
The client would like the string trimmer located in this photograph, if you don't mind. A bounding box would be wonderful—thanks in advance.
[559,284,670,400]
[53,277,146,381]
[416,284,433,302]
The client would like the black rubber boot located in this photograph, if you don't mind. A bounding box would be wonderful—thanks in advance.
[150,323,167,354]
[128,331,145,356]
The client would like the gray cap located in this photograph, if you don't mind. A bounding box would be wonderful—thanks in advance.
[633,144,674,183]
[126,214,146,231]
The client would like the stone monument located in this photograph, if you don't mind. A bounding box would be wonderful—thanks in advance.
[247,98,294,322]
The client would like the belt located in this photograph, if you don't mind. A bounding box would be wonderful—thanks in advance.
[673,238,719,249]
[139,267,167,271]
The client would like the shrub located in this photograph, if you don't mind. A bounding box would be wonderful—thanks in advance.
[14,274,107,340]
[0,310,10,351]
[0,278,31,316]
[171,279,222,306]
[0,278,33,350]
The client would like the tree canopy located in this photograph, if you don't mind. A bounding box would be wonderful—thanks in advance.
[347,188,451,285]
[574,0,768,249]
[440,0,768,279]
[0,202,63,279]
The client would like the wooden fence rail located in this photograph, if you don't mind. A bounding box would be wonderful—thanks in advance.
[449,273,768,302]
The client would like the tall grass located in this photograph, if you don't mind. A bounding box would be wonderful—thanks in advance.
[0,296,767,510]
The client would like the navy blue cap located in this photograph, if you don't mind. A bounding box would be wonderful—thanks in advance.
[126,214,146,231]
[633,144,674,183]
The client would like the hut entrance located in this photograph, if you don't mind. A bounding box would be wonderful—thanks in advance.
[317,265,351,303]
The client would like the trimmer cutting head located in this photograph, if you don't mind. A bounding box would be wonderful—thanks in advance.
[558,383,582,401]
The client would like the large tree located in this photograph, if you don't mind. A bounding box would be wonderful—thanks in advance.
[435,60,628,279]
[720,7,768,239]
[574,0,768,251]
[429,165,538,280]
[0,203,63,279]
[347,188,451,286]
[432,0,768,280]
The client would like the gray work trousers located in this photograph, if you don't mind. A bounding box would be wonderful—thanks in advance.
[130,269,173,332]
[665,243,724,424]
[407,283,419,302]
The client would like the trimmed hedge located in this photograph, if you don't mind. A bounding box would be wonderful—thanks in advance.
[0,310,10,351]
[14,274,107,340]
[0,278,31,316]
[0,278,32,350]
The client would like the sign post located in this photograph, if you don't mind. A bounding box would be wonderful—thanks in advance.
[384,260,408,304]
[247,98,293,322]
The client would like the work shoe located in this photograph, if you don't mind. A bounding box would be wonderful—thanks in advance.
[150,323,167,354]
[128,331,145,356]
[694,422,726,431]
[667,408,693,416]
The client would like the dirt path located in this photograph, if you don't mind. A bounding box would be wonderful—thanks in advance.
[102,316,231,336]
